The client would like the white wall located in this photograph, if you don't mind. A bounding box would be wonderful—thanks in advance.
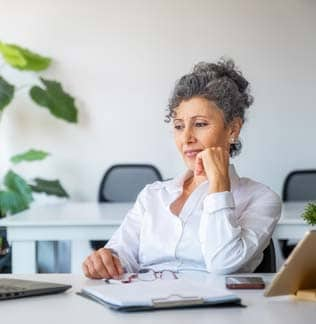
[0,0,315,201]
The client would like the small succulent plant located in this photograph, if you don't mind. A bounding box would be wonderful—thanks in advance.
[301,202,316,226]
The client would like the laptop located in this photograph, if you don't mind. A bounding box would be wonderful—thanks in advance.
[0,278,71,300]
[264,230,316,297]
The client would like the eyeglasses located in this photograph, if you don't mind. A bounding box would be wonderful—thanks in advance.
[105,269,178,284]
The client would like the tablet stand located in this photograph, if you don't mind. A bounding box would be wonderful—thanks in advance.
[295,289,316,301]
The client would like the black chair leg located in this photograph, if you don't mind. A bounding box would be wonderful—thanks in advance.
[279,239,296,259]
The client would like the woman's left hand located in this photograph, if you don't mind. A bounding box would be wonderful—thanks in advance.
[195,147,230,194]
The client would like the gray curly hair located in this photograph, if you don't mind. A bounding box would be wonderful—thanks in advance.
[165,58,254,157]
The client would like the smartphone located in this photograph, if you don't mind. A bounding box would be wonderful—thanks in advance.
[225,276,265,289]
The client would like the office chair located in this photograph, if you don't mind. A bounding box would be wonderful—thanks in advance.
[254,239,276,273]
[0,252,11,273]
[98,164,163,202]
[281,170,316,258]
[282,170,316,202]
[91,164,163,250]
[0,229,11,273]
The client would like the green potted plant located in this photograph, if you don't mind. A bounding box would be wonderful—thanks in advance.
[301,202,316,226]
[0,41,79,265]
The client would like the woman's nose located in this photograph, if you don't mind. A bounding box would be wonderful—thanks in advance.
[183,127,196,143]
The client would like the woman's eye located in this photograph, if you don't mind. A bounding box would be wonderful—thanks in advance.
[174,125,183,130]
[195,122,208,127]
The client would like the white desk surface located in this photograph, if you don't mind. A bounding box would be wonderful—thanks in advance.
[0,273,315,324]
[279,201,310,223]
[0,202,131,227]
[274,201,314,239]
[0,200,311,226]
[0,201,313,241]
[0,201,314,273]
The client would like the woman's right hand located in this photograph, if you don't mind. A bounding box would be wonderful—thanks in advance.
[82,247,124,279]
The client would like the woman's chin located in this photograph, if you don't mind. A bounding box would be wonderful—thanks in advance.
[182,156,196,171]
[184,161,196,172]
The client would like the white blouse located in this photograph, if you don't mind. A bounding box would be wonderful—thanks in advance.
[106,164,282,274]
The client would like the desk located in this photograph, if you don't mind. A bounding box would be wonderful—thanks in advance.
[0,202,131,274]
[273,202,315,269]
[0,273,315,324]
[274,202,314,239]
[0,201,314,274]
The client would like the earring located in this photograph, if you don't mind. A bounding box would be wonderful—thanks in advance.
[230,137,236,144]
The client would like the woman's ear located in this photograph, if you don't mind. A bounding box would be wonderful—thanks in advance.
[228,118,242,141]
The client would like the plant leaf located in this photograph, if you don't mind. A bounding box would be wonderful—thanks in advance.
[30,78,78,123]
[30,178,69,198]
[0,170,33,215]
[0,75,14,112]
[4,170,33,206]
[0,190,30,215]
[0,41,51,71]
[10,149,50,164]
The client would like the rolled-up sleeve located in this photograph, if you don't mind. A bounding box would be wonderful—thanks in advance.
[199,189,282,274]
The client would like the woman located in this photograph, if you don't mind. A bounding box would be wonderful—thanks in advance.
[83,59,281,279]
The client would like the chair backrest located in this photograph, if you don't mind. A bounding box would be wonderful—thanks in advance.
[283,170,316,201]
[254,239,276,273]
[98,164,163,202]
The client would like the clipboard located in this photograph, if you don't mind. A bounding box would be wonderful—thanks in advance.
[77,291,243,311]
[78,278,244,312]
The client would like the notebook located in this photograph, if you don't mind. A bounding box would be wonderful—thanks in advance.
[78,278,242,311]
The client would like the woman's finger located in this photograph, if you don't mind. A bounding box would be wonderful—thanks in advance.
[82,262,91,278]
[195,152,204,176]
[92,253,110,278]
[99,250,119,278]
[112,255,124,276]
[87,256,103,279]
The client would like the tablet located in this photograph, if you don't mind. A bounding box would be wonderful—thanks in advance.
[264,230,316,297]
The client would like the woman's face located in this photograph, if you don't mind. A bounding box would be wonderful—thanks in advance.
[173,97,239,172]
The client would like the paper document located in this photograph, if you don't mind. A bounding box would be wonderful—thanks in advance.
[80,278,241,310]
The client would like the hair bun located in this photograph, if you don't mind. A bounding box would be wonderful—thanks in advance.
[224,68,249,93]
[193,59,249,93]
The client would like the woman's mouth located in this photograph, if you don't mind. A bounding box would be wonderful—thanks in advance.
[184,150,202,158]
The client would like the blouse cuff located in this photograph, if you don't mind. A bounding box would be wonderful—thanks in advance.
[203,191,235,213]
